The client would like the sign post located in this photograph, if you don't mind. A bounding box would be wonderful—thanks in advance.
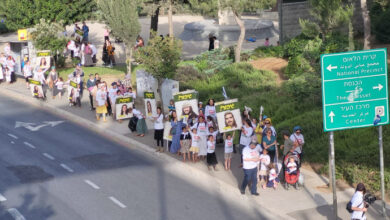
[321,48,389,219]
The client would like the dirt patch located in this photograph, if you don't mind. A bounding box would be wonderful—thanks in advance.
[249,57,288,85]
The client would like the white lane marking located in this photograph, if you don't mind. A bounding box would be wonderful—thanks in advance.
[42,153,55,160]
[7,134,18,139]
[0,193,7,202]
[7,208,26,220]
[84,180,100,190]
[60,164,74,173]
[109,196,127,208]
[23,142,36,149]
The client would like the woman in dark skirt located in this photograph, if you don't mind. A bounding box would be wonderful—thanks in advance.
[206,135,218,171]
[153,107,164,152]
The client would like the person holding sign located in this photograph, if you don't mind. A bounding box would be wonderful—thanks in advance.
[133,108,147,137]
[206,135,218,171]
[192,116,208,160]
[95,84,108,122]
[205,99,216,121]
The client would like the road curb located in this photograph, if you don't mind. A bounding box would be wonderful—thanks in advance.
[0,87,294,219]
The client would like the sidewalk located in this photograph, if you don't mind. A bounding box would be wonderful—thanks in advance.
[1,79,389,220]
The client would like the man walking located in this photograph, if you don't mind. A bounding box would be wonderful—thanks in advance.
[241,141,261,196]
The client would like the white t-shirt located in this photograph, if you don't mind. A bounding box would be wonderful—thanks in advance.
[56,81,64,90]
[90,44,97,56]
[259,154,270,171]
[190,132,200,148]
[287,162,297,173]
[23,64,32,77]
[96,90,107,106]
[207,140,215,153]
[6,59,15,72]
[351,191,366,220]
[225,138,233,153]
[132,109,144,119]
[205,105,216,118]
[108,87,117,102]
[290,133,305,154]
[240,126,253,146]
[154,114,164,130]
[193,122,207,136]
[33,70,46,84]
[242,145,261,169]
[269,168,277,181]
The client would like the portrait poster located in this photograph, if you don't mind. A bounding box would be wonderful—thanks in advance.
[29,79,44,98]
[174,90,199,125]
[67,80,78,100]
[116,96,134,120]
[163,121,172,141]
[35,51,51,70]
[215,99,243,133]
[144,92,157,118]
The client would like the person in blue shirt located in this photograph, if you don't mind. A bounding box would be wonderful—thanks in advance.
[82,22,89,43]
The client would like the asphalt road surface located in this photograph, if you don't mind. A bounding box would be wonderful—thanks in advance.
[0,94,278,220]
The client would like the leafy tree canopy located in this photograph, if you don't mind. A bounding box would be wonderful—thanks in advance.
[0,0,96,31]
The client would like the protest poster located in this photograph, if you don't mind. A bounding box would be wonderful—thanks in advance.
[174,90,199,125]
[163,121,172,141]
[67,80,78,101]
[215,99,243,133]
[35,51,51,70]
[116,96,134,120]
[144,91,157,118]
[29,79,44,98]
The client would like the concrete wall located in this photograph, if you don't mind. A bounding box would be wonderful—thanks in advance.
[280,1,364,43]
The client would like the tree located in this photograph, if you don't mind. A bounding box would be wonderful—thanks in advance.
[30,19,68,65]
[135,33,182,107]
[299,0,350,42]
[97,0,141,77]
[360,0,371,49]
[0,0,96,31]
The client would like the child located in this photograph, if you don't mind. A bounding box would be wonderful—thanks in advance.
[74,84,81,107]
[54,77,64,99]
[168,99,175,116]
[189,128,200,162]
[206,116,216,129]
[267,163,280,189]
[259,149,270,189]
[287,157,297,175]
[69,88,75,106]
[180,126,191,162]
[264,37,270,47]
[206,135,218,171]
[207,126,218,145]
[224,133,234,170]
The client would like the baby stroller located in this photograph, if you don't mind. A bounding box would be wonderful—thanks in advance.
[284,153,301,190]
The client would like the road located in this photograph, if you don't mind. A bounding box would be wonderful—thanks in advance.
[0,94,278,220]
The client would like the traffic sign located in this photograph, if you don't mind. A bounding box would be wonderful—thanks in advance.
[321,49,389,132]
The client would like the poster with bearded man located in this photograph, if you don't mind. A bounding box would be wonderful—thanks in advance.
[174,90,199,126]
[215,99,242,133]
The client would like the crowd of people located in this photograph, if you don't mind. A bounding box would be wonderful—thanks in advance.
[0,43,16,84]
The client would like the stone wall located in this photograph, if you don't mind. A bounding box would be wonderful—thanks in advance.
[280,0,364,43]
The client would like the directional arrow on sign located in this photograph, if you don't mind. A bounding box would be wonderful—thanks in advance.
[373,84,383,91]
[329,111,335,123]
[327,64,338,72]
[15,121,64,131]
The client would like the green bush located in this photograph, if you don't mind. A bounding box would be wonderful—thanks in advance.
[284,55,313,78]
[56,55,66,68]
[252,45,284,59]
[283,36,310,57]
[374,9,390,43]
[194,48,233,74]
[0,22,8,34]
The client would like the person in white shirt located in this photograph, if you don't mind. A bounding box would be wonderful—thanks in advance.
[267,163,279,189]
[4,43,10,56]
[206,135,218,171]
[287,157,297,174]
[192,116,208,160]
[53,77,65,99]
[240,119,254,167]
[5,56,15,83]
[290,126,304,161]
[153,107,164,152]
[350,183,367,220]
[259,149,270,189]
[224,133,234,170]
[23,60,32,89]
[205,99,216,121]
[124,87,136,101]
[133,108,147,137]
[88,42,97,63]
[189,128,200,162]
[241,141,261,195]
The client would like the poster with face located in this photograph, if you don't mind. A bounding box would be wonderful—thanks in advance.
[29,79,44,98]
[163,121,172,141]
[116,96,134,120]
[174,90,199,125]
[215,99,243,133]
[35,51,51,70]
[144,92,157,118]
[67,80,78,100]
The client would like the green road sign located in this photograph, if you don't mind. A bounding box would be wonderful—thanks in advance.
[321,49,389,132]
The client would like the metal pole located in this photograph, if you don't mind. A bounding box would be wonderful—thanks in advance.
[379,125,387,218]
[329,131,338,219]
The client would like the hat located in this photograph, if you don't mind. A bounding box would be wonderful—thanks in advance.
[264,118,272,123]
[111,82,117,86]
[199,102,203,105]
[263,115,268,120]
[77,63,82,67]
[293,126,302,132]
[51,66,56,69]
[250,141,258,146]
[182,102,191,108]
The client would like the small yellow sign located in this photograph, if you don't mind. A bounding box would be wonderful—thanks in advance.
[18,29,28,41]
